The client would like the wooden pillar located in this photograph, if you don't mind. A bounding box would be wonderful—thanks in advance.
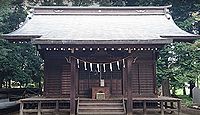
[127,57,133,115]
[70,57,76,115]
[153,50,157,96]
[19,101,23,115]
[123,65,127,97]
[143,100,147,115]
[160,101,164,115]
[38,101,41,115]
[177,101,181,115]
[55,100,59,115]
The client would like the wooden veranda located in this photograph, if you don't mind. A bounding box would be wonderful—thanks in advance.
[19,96,181,115]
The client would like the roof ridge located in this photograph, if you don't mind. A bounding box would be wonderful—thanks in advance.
[32,5,172,9]
[32,6,172,15]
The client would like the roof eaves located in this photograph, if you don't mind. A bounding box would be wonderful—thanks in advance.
[160,35,200,42]
[2,34,42,40]
[32,39,173,45]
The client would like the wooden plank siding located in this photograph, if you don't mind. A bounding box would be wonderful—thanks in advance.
[42,50,156,98]
[44,58,62,97]
[131,51,156,97]
[44,51,72,98]
[61,64,71,97]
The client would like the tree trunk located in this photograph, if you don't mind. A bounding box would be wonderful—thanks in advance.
[8,79,11,88]
[172,87,176,96]
[189,81,195,98]
[6,81,8,88]
[38,77,42,95]
[183,85,186,95]
[197,77,199,88]
[162,78,170,96]
[0,78,3,88]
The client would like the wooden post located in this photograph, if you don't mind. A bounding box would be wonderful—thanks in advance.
[127,57,133,115]
[160,101,164,115]
[20,102,23,115]
[143,100,147,115]
[38,101,41,115]
[177,101,181,115]
[55,100,59,115]
[170,102,173,108]
[70,57,76,115]
[123,65,127,97]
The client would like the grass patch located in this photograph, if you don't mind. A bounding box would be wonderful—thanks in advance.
[177,95,193,107]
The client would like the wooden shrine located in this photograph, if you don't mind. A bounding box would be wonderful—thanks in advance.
[3,6,199,115]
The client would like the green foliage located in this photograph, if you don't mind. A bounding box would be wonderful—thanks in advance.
[157,42,200,90]
[0,38,43,87]
[178,95,193,107]
[0,0,27,34]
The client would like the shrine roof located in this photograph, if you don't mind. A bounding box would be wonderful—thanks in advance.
[4,6,199,44]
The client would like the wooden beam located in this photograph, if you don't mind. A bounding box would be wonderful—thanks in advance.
[143,100,147,115]
[153,50,157,96]
[38,101,41,115]
[127,57,133,115]
[160,101,164,115]
[75,66,78,97]
[177,101,181,115]
[70,57,76,115]
[55,100,59,115]
[20,102,23,115]
[123,65,127,97]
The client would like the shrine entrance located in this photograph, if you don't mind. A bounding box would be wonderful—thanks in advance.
[78,62,123,98]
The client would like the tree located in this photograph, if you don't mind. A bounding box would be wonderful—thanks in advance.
[0,0,27,34]
[0,36,43,88]
[157,42,200,96]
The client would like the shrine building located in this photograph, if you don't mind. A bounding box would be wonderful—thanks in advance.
[3,6,199,115]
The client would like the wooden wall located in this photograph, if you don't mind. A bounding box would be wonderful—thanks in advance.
[42,49,157,98]
[130,51,156,97]
[44,51,71,98]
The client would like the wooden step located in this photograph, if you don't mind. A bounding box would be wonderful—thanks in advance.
[79,99,122,103]
[78,109,124,113]
[77,99,126,115]
[79,106,123,109]
[79,103,123,106]
[77,111,125,115]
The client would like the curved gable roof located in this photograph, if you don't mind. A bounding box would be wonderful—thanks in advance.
[4,6,199,44]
